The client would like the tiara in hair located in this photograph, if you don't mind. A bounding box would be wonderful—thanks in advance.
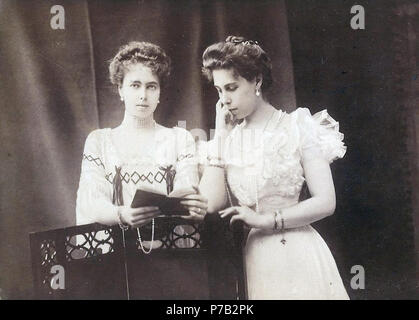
[228,38,259,46]
[133,51,158,60]
[118,50,158,62]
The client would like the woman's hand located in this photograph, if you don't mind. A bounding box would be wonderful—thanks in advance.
[215,99,236,137]
[180,187,208,222]
[119,206,161,228]
[220,206,273,229]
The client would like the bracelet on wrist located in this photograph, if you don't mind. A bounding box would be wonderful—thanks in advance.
[275,209,286,245]
[117,209,129,231]
[207,155,226,168]
[273,212,278,230]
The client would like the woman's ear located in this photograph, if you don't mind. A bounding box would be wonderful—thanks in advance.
[255,75,263,91]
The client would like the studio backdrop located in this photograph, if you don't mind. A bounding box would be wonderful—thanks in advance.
[0,0,418,299]
[0,0,295,299]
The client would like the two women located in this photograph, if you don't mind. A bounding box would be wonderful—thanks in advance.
[77,37,348,299]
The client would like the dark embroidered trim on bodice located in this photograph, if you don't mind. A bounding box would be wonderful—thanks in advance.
[83,153,177,193]
[83,154,105,170]
[177,153,194,161]
[105,170,168,185]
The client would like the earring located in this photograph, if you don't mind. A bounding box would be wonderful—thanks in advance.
[256,89,261,97]
[157,100,160,103]
[120,97,124,101]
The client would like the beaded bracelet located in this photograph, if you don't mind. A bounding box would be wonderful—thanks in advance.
[207,155,226,168]
[276,209,286,245]
[208,163,225,169]
[278,210,285,232]
[117,209,129,231]
[273,212,278,230]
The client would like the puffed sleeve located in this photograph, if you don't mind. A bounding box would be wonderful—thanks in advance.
[172,127,199,193]
[296,107,347,163]
[76,130,117,225]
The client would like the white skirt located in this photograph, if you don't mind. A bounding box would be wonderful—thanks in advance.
[245,225,349,300]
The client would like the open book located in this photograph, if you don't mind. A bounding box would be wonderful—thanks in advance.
[130,187,195,216]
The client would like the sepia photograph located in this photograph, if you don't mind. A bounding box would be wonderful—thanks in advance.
[0,0,418,303]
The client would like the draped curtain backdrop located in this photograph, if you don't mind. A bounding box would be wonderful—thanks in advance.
[286,0,418,299]
[395,1,419,297]
[0,0,295,298]
[1,0,418,300]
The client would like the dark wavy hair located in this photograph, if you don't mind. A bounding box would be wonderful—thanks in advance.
[202,36,273,95]
[109,41,171,87]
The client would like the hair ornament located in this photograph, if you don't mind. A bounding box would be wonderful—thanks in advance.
[133,50,158,61]
[117,50,158,62]
[227,37,260,46]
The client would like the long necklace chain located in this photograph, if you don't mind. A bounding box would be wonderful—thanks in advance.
[135,120,157,254]
[225,110,276,208]
[254,109,286,214]
[242,109,278,214]
[137,218,155,254]
[226,108,285,224]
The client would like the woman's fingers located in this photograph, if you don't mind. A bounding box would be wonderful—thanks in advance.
[189,208,207,216]
[182,210,205,222]
[225,110,234,125]
[131,206,159,216]
[182,194,208,202]
[192,185,200,194]
[229,214,244,227]
[180,194,208,216]
[132,218,154,228]
[131,210,161,223]
[180,199,207,209]
[219,206,239,218]
[185,206,207,217]
[217,100,231,118]
[216,99,224,112]
[218,102,235,125]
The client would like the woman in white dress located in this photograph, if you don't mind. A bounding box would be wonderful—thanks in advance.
[76,42,208,245]
[199,36,349,299]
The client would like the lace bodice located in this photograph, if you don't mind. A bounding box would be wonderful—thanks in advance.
[200,108,346,214]
[76,126,198,225]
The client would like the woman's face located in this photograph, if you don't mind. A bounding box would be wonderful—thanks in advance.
[118,63,160,119]
[212,68,259,120]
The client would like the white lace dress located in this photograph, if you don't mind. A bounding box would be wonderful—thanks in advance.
[209,107,349,300]
[76,126,199,248]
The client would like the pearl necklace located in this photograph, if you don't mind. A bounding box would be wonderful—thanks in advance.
[242,109,279,215]
[135,118,157,254]
[120,116,157,254]
[137,218,155,254]
[225,109,285,217]
[131,115,156,129]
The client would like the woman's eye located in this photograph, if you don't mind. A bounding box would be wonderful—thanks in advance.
[147,85,157,90]
[226,86,237,92]
[131,84,140,88]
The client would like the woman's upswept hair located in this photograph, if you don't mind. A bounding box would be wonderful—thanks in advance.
[109,41,171,87]
[202,36,273,93]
